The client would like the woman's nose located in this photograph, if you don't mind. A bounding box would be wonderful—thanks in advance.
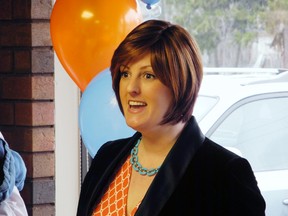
[127,78,140,95]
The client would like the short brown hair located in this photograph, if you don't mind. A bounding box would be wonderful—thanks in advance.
[110,19,203,125]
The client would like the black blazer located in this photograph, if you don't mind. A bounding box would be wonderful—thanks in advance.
[77,117,265,216]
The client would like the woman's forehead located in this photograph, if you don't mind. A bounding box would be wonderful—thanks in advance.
[120,52,151,69]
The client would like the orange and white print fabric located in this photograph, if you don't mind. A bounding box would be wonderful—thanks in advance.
[93,155,138,216]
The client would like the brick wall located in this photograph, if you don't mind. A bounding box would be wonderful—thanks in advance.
[0,0,55,215]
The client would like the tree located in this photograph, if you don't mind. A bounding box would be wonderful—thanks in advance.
[263,0,288,53]
[160,0,288,67]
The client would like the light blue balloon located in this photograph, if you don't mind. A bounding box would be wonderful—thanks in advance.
[141,0,160,9]
[79,68,135,157]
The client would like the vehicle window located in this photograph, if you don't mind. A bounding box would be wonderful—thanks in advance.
[209,96,288,172]
[194,95,219,121]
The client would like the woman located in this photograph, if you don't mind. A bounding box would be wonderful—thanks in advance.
[77,20,265,216]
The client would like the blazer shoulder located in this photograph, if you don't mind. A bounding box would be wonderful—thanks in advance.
[196,138,245,167]
[193,138,259,189]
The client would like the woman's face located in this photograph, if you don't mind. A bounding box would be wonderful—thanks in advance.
[119,54,173,133]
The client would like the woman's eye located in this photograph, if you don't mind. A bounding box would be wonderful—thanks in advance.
[144,73,156,79]
[120,71,129,78]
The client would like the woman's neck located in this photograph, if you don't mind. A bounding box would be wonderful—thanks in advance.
[138,121,186,164]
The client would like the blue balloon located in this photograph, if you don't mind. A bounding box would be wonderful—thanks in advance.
[141,0,160,9]
[79,68,135,157]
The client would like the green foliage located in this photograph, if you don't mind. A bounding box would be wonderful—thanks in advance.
[264,0,288,34]
[268,0,288,10]
[162,0,281,52]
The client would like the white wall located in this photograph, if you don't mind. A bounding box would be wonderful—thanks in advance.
[54,54,81,215]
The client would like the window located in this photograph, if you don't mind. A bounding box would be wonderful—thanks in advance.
[194,95,219,122]
[209,96,288,172]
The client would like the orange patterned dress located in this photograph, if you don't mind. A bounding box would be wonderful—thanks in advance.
[92,155,140,216]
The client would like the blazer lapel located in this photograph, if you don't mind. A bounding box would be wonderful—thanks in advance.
[86,133,141,215]
[135,116,205,216]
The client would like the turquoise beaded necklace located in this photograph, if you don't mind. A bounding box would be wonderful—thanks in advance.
[130,138,161,177]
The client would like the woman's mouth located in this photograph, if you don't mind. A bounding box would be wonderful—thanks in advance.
[128,100,147,109]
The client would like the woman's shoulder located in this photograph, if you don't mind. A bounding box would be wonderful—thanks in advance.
[197,137,247,166]
[194,137,256,181]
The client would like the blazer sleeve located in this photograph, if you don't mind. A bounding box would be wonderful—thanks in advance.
[223,157,266,216]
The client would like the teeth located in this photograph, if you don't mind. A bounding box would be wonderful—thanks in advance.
[129,101,146,106]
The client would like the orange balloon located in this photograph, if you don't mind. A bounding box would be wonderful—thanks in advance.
[50,0,142,91]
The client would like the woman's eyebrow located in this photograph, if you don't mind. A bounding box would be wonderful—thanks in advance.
[140,65,152,69]
[120,65,152,70]
[120,65,129,71]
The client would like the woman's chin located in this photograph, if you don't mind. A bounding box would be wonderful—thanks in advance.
[125,119,143,131]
